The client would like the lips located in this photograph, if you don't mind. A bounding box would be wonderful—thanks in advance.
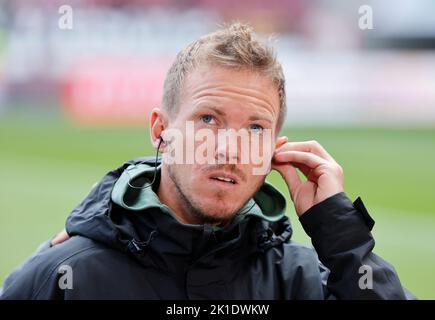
[208,172,240,185]
[212,176,236,184]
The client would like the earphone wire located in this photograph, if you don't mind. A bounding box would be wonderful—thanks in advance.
[126,138,162,190]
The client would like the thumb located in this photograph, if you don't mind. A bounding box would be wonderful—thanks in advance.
[272,162,301,201]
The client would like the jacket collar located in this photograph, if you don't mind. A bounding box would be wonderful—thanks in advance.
[111,163,287,228]
[67,158,293,274]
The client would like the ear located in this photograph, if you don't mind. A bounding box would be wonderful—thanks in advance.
[149,107,168,150]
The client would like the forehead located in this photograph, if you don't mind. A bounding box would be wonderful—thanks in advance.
[179,65,280,116]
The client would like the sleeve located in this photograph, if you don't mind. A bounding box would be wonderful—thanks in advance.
[299,192,412,299]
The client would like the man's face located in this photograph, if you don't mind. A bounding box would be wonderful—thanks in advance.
[161,66,281,224]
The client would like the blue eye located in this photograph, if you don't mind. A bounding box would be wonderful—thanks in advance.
[250,124,264,134]
[201,115,215,124]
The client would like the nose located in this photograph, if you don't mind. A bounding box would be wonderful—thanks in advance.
[215,129,240,164]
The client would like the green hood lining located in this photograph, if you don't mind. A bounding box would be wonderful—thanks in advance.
[111,163,286,229]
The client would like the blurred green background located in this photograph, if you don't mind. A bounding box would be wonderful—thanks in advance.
[1,111,434,299]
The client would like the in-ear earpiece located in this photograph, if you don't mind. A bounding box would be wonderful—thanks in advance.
[157,136,165,150]
[126,136,162,190]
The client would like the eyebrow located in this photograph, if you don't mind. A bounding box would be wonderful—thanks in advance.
[197,106,226,116]
[197,105,273,124]
[248,114,273,124]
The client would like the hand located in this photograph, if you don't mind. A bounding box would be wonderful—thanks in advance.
[272,139,344,217]
[50,229,70,246]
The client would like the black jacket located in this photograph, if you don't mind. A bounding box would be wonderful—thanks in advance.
[0,157,412,299]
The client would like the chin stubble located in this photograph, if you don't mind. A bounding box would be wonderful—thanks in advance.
[167,166,243,226]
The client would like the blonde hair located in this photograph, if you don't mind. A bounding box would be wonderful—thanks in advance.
[162,22,287,131]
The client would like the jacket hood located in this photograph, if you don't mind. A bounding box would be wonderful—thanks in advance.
[66,157,293,271]
[112,162,287,226]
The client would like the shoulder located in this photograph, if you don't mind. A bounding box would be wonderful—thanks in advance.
[1,236,122,299]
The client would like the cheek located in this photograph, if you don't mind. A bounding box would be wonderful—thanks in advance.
[171,164,196,187]
[183,165,208,190]
[258,138,274,158]
[244,170,266,190]
[251,174,265,187]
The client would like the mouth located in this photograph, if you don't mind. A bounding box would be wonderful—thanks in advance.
[211,176,236,184]
[208,172,239,186]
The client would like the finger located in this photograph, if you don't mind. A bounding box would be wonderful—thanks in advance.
[50,229,70,246]
[272,162,301,200]
[292,162,320,182]
[275,136,288,149]
[274,150,327,169]
[275,140,335,162]
[291,162,312,178]
[273,156,311,177]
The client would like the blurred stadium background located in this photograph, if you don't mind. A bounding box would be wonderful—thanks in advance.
[0,0,434,299]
